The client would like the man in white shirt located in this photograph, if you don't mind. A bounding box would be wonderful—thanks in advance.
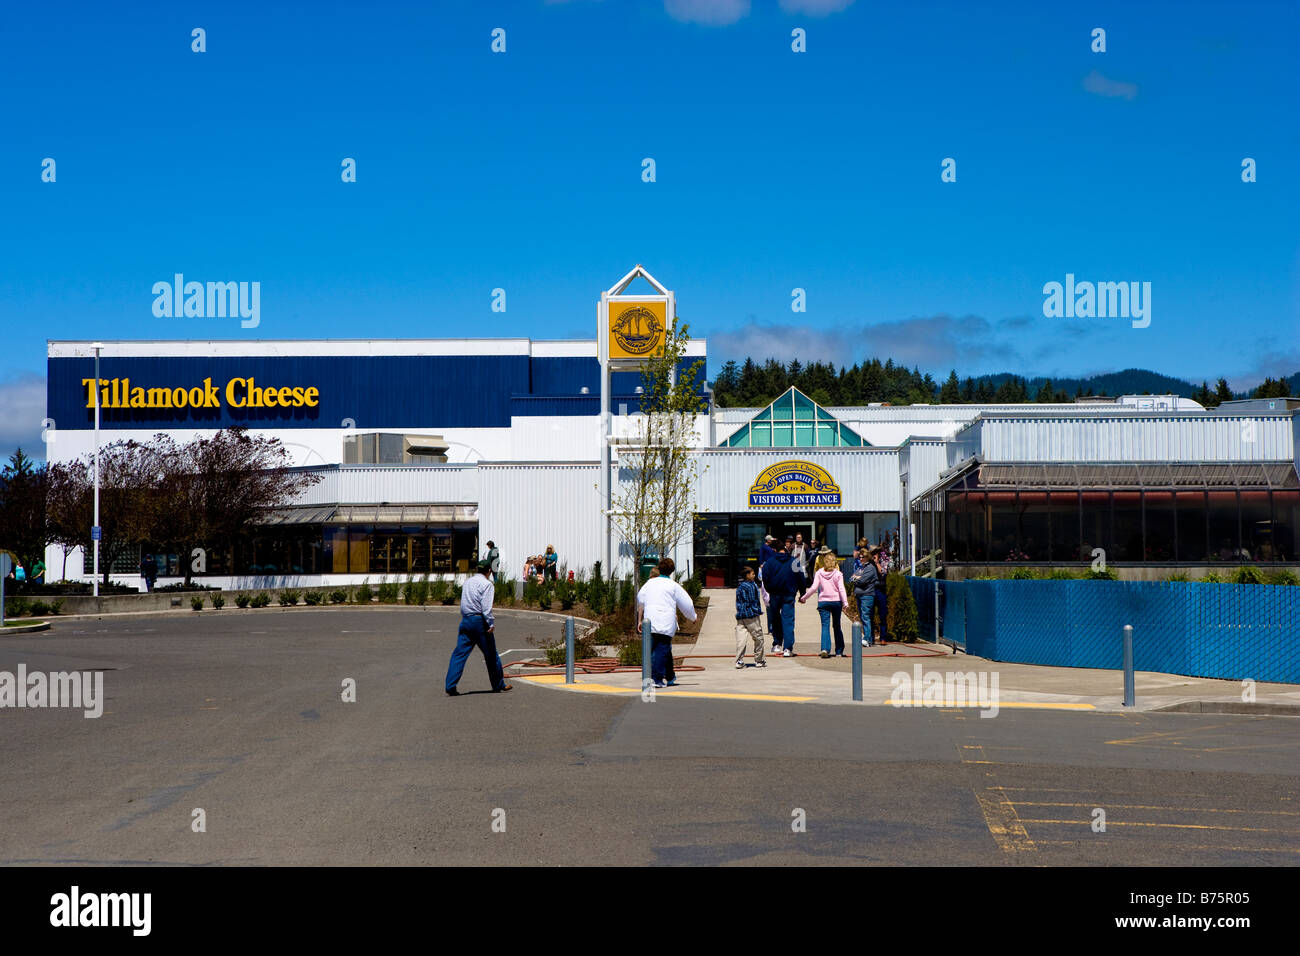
[636,557,697,688]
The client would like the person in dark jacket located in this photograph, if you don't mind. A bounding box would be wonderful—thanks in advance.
[733,565,766,668]
[850,547,881,646]
[140,553,158,593]
[761,541,800,657]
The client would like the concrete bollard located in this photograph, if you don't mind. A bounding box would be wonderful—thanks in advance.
[642,619,652,685]
[851,621,863,702]
[565,616,575,684]
[1122,624,1135,707]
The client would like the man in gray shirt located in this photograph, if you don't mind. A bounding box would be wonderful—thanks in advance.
[445,559,512,696]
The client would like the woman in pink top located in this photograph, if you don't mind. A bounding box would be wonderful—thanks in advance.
[799,548,849,657]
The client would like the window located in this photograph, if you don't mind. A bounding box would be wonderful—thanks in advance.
[693,516,730,586]
[1048,491,1080,562]
[1143,491,1175,562]
[1240,491,1271,564]
[1272,491,1299,562]
[722,388,868,447]
[1207,491,1240,562]
[1080,491,1111,563]
[1017,491,1050,562]
[988,491,1019,561]
[1112,491,1143,562]
[1175,492,1207,562]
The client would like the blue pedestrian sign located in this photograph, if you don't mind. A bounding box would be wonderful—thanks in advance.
[91,525,102,541]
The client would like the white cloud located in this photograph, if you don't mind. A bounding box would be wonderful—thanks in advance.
[712,314,1035,372]
[1082,69,1137,100]
[664,0,751,26]
[778,0,855,15]
[0,373,47,464]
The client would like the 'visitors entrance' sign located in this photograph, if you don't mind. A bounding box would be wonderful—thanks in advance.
[748,460,842,508]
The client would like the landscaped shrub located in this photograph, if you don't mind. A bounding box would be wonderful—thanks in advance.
[5,598,31,617]
[574,568,588,604]
[545,645,566,665]
[303,590,323,606]
[251,592,271,608]
[355,578,374,603]
[495,577,515,606]
[885,573,919,643]
[211,594,225,609]
[1201,571,1224,584]
[1048,568,1076,580]
[406,572,430,606]
[618,576,635,610]
[440,583,459,606]
[1009,567,1037,580]
[1230,565,1268,585]
[29,600,51,616]
[191,595,205,611]
[1269,569,1299,586]
[377,576,400,603]
[587,562,608,614]
[279,589,300,606]
[329,588,349,604]
[1082,567,1118,580]
[617,639,642,667]
[537,583,553,610]
[49,599,64,615]
[428,579,449,604]
[235,594,251,608]
[555,577,575,610]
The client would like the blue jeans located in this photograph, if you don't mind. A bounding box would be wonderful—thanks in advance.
[769,594,796,650]
[818,602,844,654]
[651,633,676,684]
[445,614,506,692]
[856,593,876,645]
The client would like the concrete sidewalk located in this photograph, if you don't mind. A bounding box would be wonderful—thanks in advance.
[517,589,1300,714]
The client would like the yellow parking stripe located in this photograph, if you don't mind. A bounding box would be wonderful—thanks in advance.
[518,676,815,702]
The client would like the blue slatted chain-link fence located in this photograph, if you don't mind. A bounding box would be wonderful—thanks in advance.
[906,577,1299,684]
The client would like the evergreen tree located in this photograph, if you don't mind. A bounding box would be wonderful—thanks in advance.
[1212,378,1233,406]
[1035,379,1055,403]
[939,370,961,404]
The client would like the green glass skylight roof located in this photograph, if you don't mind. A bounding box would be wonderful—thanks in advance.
[721,388,868,448]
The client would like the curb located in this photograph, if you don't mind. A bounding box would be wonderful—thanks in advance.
[0,621,52,635]
[1152,700,1300,717]
[41,604,604,631]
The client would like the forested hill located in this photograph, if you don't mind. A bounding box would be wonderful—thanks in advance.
[710,358,1299,409]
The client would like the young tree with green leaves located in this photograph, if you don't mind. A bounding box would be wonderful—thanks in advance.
[609,317,707,581]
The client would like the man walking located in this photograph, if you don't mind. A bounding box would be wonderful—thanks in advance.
[636,557,696,688]
[445,559,512,696]
[484,540,501,583]
[761,537,800,657]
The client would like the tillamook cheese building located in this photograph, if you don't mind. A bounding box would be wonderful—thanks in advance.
[44,335,1299,589]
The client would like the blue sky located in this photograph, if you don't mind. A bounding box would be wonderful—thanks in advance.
[1,0,1297,457]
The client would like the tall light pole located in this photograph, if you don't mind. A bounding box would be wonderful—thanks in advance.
[92,342,102,598]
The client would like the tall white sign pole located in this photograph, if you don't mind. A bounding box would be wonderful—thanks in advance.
[599,293,612,574]
[92,343,102,597]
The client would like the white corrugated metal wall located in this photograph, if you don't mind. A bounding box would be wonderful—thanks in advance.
[977,414,1294,463]
[476,463,606,580]
[291,465,480,506]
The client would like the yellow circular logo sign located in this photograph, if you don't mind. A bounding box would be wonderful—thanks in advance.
[611,305,665,356]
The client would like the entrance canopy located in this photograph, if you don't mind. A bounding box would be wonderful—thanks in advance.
[721,387,867,448]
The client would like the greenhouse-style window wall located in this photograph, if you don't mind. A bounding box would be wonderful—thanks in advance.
[127,525,479,578]
[915,488,1300,564]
